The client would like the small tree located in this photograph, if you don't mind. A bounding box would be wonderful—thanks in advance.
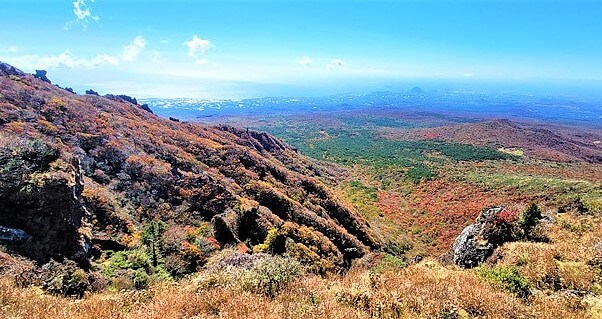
[519,203,542,238]
[142,220,167,267]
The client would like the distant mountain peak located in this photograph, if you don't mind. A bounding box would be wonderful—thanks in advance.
[410,87,424,94]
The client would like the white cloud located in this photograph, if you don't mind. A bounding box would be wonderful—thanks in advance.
[184,35,212,64]
[4,52,119,70]
[464,73,474,77]
[73,0,91,20]
[295,56,312,67]
[69,0,98,30]
[3,36,145,70]
[327,58,346,69]
[121,36,146,62]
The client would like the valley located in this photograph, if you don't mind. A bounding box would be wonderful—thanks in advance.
[148,100,602,257]
[2,1,602,317]
[0,65,601,318]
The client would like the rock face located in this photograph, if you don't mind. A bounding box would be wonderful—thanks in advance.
[139,103,153,114]
[212,206,283,245]
[0,140,91,264]
[452,207,503,268]
[34,70,51,83]
[105,94,138,105]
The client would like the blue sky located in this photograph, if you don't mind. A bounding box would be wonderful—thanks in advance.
[1,0,601,98]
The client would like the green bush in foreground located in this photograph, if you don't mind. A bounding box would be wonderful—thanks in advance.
[102,248,170,289]
[196,253,303,298]
[477,266,532,299]
[241,255,303,298]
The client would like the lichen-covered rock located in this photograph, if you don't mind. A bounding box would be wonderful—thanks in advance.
[452,207,503,268]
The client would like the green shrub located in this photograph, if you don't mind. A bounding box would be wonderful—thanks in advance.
[519,203,542,238]
[477,266,531,298]
[253,227,281,254]
[348,180,378,201]
[381,239,412,257]
[0,138,59,174]
[133,268,150,289]
[241,255,302,297]
[197,253,302,297]
[102,248,171,289]
[370,253,407,274]
[102,248,152,277]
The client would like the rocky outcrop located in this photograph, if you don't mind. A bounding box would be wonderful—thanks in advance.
[212,206,284,245]
[105,94,138,105]
[34,70,51,83]
[453,205,547,268]
[0,62,25,76]
[139,103,153,114]
[0,140,91,264]
[452,207,503,268]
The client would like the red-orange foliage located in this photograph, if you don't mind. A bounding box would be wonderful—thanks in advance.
[5,121,26,133]
[423,132,438,139]
[494,209,519,226]
[125,154,171,176]
[375,169,534,255]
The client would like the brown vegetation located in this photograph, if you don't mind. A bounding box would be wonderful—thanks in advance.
[0,64,376,272]
[380,119,602,163]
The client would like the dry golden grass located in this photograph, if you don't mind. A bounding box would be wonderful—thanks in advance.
[497,213,602,293]
[1,212,600,319]
[0,261,596,319]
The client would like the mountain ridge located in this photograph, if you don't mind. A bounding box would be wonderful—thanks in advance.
[0,62,378,271]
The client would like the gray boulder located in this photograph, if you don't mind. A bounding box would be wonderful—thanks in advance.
[452,207,503,268]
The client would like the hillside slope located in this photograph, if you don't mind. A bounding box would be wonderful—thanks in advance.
[0,62,378,270]
[381,119,602,163]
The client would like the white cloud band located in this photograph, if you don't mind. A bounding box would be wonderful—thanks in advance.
[2,36,146,70]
